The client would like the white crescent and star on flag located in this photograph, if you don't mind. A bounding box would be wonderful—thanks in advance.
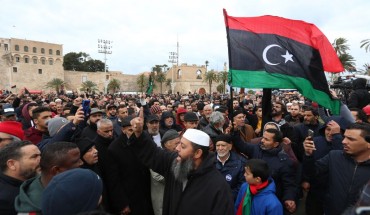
[262,44,294,65]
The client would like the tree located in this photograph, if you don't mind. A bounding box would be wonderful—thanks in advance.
[205,60,209,72]
[46,78,66,94]
[332,37,356,71]
[63,52,105,72]
[218,71,228,94]
[108,78,121,93]
[216,83,224,93]
[80,80,98,93]
[360,39,370,53]
[155,71,167,94]
[136,74,148,93]
[203,70,218,94]
[165,78,172,93]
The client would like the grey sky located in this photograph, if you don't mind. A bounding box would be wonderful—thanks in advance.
[1,0,369,74]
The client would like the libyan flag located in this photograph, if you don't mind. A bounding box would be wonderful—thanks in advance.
[146,74,154,94]
[223,9,343,114]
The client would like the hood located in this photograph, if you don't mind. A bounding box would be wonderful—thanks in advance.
[176,108,187,128]
[187,152,216,179]
[14,175,43,213]
[160,111,176,128]
[318,116,350,136]
[21,103,33,122]
[352,78,367,90]
[256,178,276,196]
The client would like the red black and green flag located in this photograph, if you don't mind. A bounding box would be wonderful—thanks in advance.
[223,9,343,114]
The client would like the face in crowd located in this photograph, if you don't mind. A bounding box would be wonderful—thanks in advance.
[303,110,318,125]
[216,140,231,158]
[147,120,160,135]
[117,107,128,120]
[83,146,98,165]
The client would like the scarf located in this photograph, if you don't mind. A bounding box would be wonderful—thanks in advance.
[236,180,269,215]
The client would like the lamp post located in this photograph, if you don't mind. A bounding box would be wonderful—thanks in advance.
[98,39,113,94]
[168,51,177,94]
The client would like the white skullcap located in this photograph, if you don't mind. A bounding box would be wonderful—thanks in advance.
[182,129,210,147]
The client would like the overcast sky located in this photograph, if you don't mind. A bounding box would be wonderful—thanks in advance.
[1,0,369,75]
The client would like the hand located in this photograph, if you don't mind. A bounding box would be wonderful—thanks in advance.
[121,206,131,215]
[301,181,310,192]
[73,97,82,107]
[284,200,296,213]
[282,137,292,145]
[327,120,340,135]
[255,128,261,135]
[303,137,316,156]
[130,117,144,137]
[73,107,85,125]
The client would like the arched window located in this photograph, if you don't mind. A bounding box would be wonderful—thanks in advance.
[24,46,29,52]
[48,58,53,65]
[56,50,61,55]
[41,48,45,54]
[41,57,46,65]
[196,70,202,79]
[32,57,38,64]
[15,45,19,51]
[49,49,53,55]
[177,69,182,79]
[33,47,37,53]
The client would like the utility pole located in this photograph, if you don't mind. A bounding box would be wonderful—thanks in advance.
[98,39,112,94]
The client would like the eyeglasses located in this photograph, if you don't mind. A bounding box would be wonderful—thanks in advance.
[0,137,14,142]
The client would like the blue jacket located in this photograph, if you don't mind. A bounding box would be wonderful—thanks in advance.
[235,179,283,215]
[216,151,246,200]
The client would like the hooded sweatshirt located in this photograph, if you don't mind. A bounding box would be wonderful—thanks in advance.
[348,78,370,109]
[14,175,43,215]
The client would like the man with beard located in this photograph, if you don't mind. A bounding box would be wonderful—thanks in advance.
[203,111,225,144]
[113,105,128,137]
[0,141,41,215]
[146,115,164,147]
[293,106,322,162]
[232,128,297,214]
[303,123,370,215]
[15,142,83,214]
[106,104,117,121]
[199,104,212,128]
[285,103,303,126]
[106,116,154,215]
[81,108,103,141]
[271,101,295,140]
[128,119,234,215]
[160,111,182,133]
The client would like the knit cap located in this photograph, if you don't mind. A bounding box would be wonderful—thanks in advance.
[47,117,69,137]
[161,129,179,145]
[0,121,24,140]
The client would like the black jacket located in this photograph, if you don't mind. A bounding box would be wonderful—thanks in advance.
[303,151,370,215]
[129,132,234,215]
[0,173,23,215]
[232,134,297,202]
[105,133,153,215]
[347,78,370,109]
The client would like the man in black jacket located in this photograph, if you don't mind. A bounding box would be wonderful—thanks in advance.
[347,78,370,109]
[0,141,41,215]
[128,118,234,215]
[303,122,370,215]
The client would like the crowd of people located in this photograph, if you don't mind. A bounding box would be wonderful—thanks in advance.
[0,78,370,215]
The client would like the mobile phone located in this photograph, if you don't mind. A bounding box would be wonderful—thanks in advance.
[307,129,314,139]
[82,100,91,117]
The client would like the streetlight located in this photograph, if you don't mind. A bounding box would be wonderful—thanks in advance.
[98,39,113,94]
[168,51,177,94]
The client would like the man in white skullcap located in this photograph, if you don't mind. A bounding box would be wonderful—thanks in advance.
[128,117,234,215]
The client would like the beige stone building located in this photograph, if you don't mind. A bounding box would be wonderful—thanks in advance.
[0,38,218,94]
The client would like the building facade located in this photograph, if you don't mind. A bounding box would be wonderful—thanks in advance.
[0,38,218,94]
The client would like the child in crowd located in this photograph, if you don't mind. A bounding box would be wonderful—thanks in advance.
[235,159,283,215]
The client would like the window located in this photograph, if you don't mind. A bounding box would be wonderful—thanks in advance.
[15,56,20,62]
[4,44,8,51]
[24,46,29,52]
[49,49,53,55]
[49,59,53,65]
[33,58,37,64]
[38,69,42,74]
[177,69,182,79]
[41,48,45,54]
[41,58,46,65]
[196,70,202,79]
[33,47,37,53]
[13,67,17,73]
[15,45,19,51]
[56,50,61,55]
[25,57,29,63]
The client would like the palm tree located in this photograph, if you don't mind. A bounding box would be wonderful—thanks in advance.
[80,80,98,93]
[332,37,350,55]
[218,71,228,94]
[107,78,121,93]
[338,53,356,71]
[203,70,218,94]
[155,71,166,94]
[136,74,148,93]
[216,83,224,93]
[165,78,172,93]
[360,39,370,53]
[46,78,65,94]
[205,60,209,72]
